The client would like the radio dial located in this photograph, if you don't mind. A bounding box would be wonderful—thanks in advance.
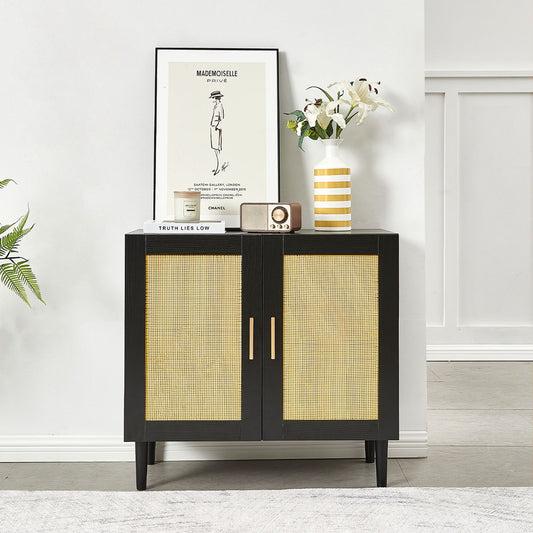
[272,206,288,224]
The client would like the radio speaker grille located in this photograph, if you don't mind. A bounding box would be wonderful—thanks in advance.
[145,255,242,421]
[283,255,379,420]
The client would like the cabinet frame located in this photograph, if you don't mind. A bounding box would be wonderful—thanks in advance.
[125,230,399,489]
[124,232,263,443]
[262,232,398,441]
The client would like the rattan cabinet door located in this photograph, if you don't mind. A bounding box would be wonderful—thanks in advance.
[262,232,398,441]
[125,233,262,442]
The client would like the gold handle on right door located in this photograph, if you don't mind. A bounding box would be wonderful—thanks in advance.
[270,316,276,360]
[249,317,254,360]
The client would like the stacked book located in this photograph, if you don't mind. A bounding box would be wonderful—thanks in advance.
[143,220,225,234]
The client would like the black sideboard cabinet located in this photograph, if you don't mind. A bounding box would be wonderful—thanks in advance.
[125,230,399,490]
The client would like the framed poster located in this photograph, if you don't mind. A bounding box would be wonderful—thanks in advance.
[154,48,279,228]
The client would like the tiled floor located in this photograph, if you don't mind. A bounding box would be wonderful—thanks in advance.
[400,361,533,487]
[0,362,531,489]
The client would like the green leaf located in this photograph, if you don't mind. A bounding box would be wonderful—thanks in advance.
[345,110,359,125]
[0,210,34,257]
[286,120,298,132]
[0,262,30,306]
[0,227,24,257]
[298,123,310,150]
[284,110,306,122]
[0,179,16,190]
[308,130,319,140]
[306,85,334,102]
[326,122,334,137]
[314,122,330,139]
[0,183,44,307]
[0,221,16,235]
[11,259,44,304]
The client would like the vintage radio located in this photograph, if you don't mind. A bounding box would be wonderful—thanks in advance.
[240,202,302,232]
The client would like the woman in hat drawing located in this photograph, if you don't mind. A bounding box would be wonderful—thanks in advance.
[209,91,228,175]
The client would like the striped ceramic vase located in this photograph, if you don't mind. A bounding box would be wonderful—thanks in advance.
[313,139,351,231]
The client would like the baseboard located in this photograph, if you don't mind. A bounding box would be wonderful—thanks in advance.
[0,431,427,462]
[0,436,134,462]
[427,344,533,362]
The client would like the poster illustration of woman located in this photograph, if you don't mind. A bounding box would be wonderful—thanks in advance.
[209,91,228,175]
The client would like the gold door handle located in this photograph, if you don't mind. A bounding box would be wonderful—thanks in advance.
[249,317,254,360]
[271,317,276,360]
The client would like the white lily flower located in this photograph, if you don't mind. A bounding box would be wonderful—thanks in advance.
[326,100,348,129]
[355,101,371,125]
[328,80,352,97]
[287,77,393,147]
[317,112,331,130]
[328,78,394,124]
[350,79,394,124]
[304,101,331,130]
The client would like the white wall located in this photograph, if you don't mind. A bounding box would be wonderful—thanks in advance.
[426,0,533,71]
[425,0,533,360]
[0,0,426,459]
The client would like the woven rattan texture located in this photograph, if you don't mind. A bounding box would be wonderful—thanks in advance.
[145,255,242,421]
[283,255,379,421]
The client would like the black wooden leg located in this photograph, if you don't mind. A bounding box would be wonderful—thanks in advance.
[375,440,388,487]
[148,442,156,465]
[365,440,375,463]
[135,442,148,491]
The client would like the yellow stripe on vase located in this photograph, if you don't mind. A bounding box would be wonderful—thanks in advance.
[314,220,352,228]
[315,207,352,215]
[314,181,351,189]
[314,168,350,176]
[314,194,351,202]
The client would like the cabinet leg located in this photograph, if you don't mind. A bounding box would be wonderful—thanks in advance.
[148,442,156,465]
[375,440,388,487]
[365,440,375,463]
[135,442,148,491]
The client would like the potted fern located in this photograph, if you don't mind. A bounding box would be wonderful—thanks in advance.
[0,179,44,306]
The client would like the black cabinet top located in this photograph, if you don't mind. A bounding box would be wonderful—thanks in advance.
[127,229,397,236]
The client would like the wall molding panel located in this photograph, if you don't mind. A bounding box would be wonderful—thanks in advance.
[427,344,533,362]
[425,71,533,359]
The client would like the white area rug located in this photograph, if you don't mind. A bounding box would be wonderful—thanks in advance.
[1,488,532,532]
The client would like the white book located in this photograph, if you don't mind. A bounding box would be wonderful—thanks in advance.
[143,220,226,234]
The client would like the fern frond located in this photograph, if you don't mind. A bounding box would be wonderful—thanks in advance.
[0,210,34,256]
[0,182,44,307]
[0,179,16,189]
[15,207,30,232]
[0,263,30,306]
[0,225,33,257]
[11,259,44,303]
[0,221,16,235]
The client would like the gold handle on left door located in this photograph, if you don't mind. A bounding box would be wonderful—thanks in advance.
[249,317,254,360]
[271,316,276,360]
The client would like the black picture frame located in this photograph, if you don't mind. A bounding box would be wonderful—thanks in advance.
[153,48,280,228]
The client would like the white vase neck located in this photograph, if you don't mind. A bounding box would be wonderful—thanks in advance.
[320,139,344,153]
[315,138,349,170]
[321,139,343,146]
[321,139,343,157]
